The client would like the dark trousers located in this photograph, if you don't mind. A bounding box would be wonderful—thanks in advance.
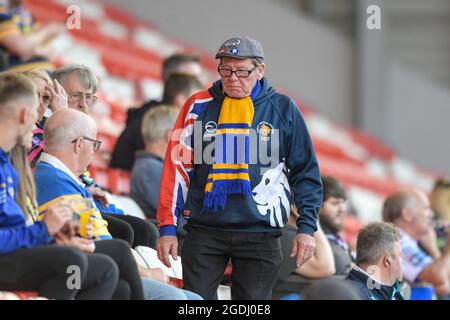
[102,213,159,249]
[94,239,144,300]
[101,213,134,246]
[0,245,118,300]
[181,225,283,300]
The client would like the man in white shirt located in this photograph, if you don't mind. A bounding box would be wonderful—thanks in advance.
[383,188,450,296]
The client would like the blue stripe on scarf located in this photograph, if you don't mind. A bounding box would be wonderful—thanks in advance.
[203,180,252,212]
[222,135,227,163]
[234,137,237,163]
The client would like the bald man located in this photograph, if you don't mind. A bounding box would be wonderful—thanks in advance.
[33,108,204,301]
[34,109,114,239]
[383,188,450,297]
[34,108,145,300]
[0,72,119,300]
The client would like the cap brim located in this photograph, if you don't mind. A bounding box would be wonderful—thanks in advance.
[215,53,263,60]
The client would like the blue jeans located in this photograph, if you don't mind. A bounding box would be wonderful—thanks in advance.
[141,278,203,300]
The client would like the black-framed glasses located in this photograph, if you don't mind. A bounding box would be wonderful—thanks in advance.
[71,136,102,152]
[218,66,257,78]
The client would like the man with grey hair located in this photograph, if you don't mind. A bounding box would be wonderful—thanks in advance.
[52,63,160,249]
[383,188,450,297]
[52,64,99,114]
[130,105,179,221]
[346,222,404,300]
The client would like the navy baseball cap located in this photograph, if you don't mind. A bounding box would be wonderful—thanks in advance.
[215,36,264,61]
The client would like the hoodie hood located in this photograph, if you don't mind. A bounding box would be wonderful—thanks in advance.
[208,77,276,107]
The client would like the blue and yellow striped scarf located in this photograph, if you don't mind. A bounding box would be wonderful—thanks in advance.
[203,81,261,212]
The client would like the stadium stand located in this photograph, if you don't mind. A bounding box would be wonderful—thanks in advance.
[2,0,443,300]
[23,0,441,247]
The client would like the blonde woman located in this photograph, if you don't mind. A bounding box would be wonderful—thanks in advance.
[22,69,68,167]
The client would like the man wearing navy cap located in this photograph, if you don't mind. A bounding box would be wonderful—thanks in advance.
[156,36,322,299]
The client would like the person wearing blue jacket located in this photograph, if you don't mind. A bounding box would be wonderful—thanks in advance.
[0,72,119,299]
[156,36,323,299]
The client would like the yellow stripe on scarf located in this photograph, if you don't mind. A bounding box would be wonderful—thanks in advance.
[218,96,254,125]
[216,128,250,135]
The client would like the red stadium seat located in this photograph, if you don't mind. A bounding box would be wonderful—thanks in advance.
[108,169,131,195]
[13,291,38,299]
[313,137,366,168]
[346,127,396,162]
[89,165,110,189]
[317,153,401,196]
[25,0,67,23]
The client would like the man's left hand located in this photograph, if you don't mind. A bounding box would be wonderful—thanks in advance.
[291,233,316,268]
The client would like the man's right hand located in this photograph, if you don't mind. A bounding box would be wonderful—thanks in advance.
[43,203,73,236]
[157,236,178,268]
[55,234,95,254]
[70,237,96,253]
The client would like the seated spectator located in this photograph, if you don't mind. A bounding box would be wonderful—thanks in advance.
[26,66,129,241]
[52,64,99,114]
[0,0,63,72]
[11,144,124,299]
[34,108,145,299]
[110,54,204,171]
[272,205,335,299]
[383,188,450,297]
[431,177,450,251]
[130,105,178,220]
[23,69,68,167]
[53,63,159,249]
[346,222,405,300]
[130,104,188,252]
[34,109,125,240]
[319,176,354,275]
[161,73,205,110]
[0,71,118,300]
[34,108,201,300]
[162,54,203,83]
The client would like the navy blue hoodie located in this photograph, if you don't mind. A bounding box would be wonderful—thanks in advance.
[157,78,322,236]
